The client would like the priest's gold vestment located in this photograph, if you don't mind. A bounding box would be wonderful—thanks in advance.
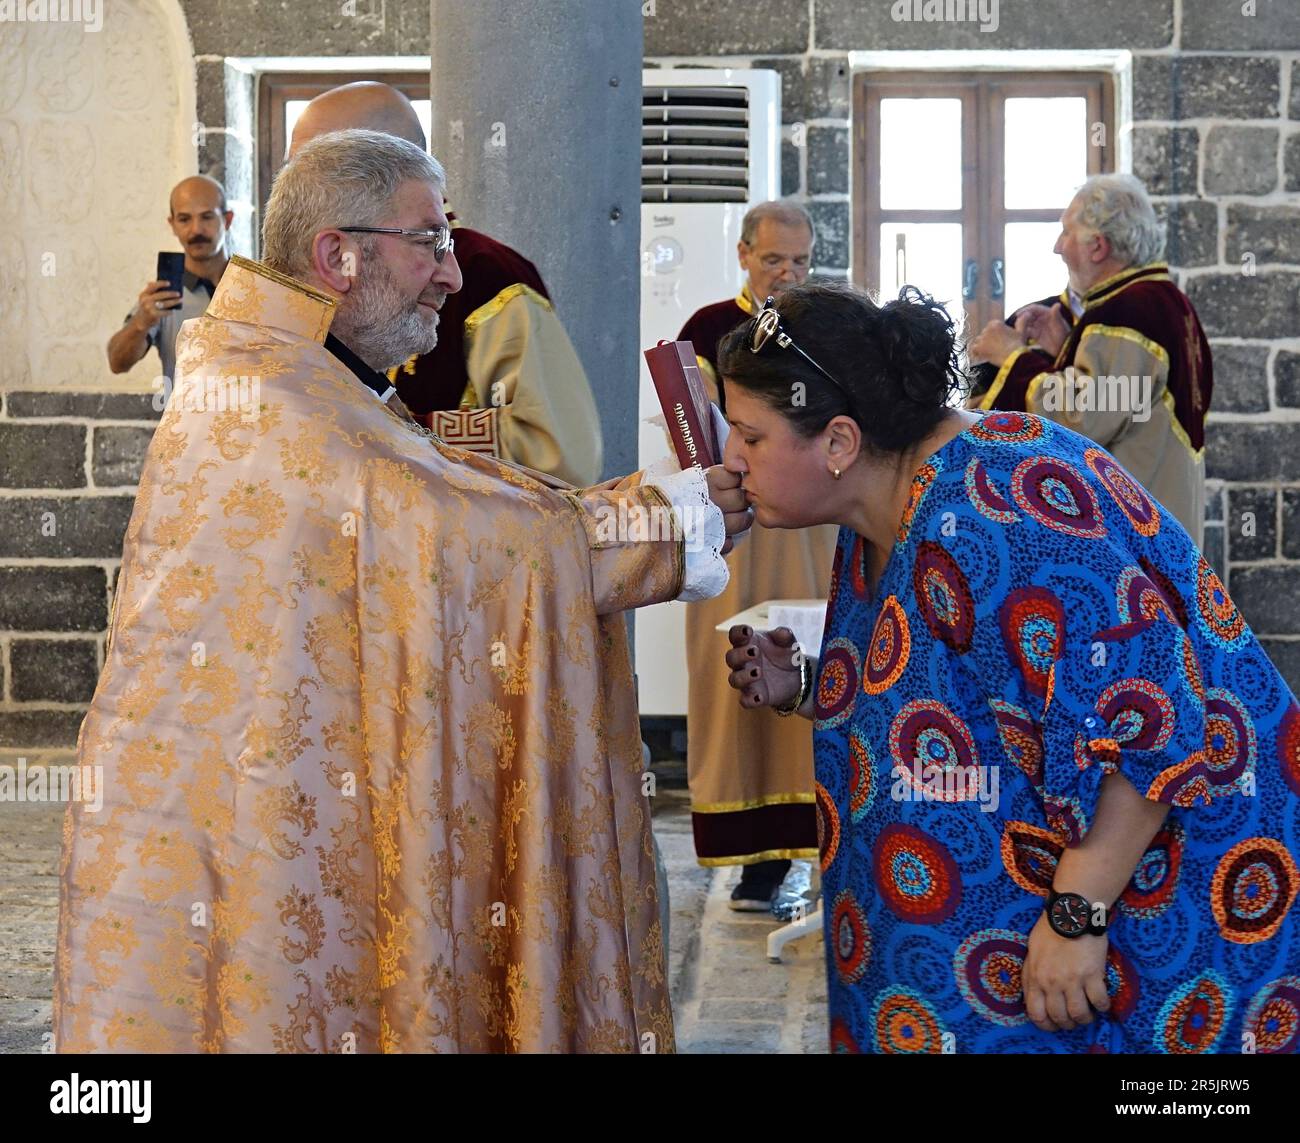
[55,257,685,1053]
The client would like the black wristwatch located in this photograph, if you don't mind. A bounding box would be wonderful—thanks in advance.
[1045,888,1108,938]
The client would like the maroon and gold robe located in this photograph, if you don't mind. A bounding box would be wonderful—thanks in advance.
[387,225,603,486]
[977,262,1213,544]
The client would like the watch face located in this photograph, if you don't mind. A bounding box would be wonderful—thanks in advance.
[1049,892,1090,937]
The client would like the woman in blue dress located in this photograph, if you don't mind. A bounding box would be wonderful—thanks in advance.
[719,281,1299,1053]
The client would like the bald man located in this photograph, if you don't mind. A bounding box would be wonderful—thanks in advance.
[288,82,603,485]
[108,175,233,382]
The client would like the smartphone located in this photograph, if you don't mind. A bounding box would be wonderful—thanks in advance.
[156,251,185,300]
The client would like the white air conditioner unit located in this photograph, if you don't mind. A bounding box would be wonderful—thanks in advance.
[635,68,781,717]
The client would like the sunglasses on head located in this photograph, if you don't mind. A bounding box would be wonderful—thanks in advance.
[747,295,849,398]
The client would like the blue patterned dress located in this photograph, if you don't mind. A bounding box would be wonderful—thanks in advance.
[812,411,1300,1053]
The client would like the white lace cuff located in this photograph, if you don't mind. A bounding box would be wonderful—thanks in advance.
[643,460,729,602]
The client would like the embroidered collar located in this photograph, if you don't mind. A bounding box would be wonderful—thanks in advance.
[1083,262,1171,310]
[206,255,338,343]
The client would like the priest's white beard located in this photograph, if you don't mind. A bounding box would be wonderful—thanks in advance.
[336,258,441,371]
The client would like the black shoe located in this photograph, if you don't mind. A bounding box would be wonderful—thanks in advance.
[728,859,791,912]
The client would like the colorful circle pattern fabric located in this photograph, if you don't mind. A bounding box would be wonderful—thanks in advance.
[1195,557,1248,650]
[889,699,981,802]
[1203,687,1256,789]
[1139,556,1189,628]
[1116,565,1181,627]
[829,1016,860,1054]
[849,534,870,601]
[1119,821,1185,920]
[912,541,975,654]
[863,595,910,694]
[1155,971,1233,1054]
[831,889,871,986]
[1086,447,1160,537]
[954,928,1028,1027]
[897,462,941,547]
[874,823,962,924]
[1106,944,1141,1022]
[999,820,1062,897]
[967,410,1044,443]
[964,457,1019,524]
[815,637,860,729]
[999,586,1064,700]
[816,780,841,873]
[848,729,876,822]
[1243,976,1300,1054]
[871,988,947,1054]
[1281,702,1300,797]
[811,412,1300,1054]
[1210,837,1298,945]
[1010,455,1107,538]
[1096,677,1176,751]
[989,698,1044,785]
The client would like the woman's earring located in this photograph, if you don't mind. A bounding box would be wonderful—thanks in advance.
[833,467,842,480]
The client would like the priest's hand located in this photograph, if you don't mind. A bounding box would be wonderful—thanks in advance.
[726,625,802,710]
[968,319,1026,366]
[1015,302,1071,357]
[707,464,753,555]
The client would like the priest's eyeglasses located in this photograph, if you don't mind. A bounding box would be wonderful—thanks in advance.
[747,295,847,396]
[338,226,455,263]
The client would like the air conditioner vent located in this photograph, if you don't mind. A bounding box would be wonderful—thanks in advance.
[642,85,750,203]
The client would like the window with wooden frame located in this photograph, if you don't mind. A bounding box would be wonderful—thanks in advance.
[256,70,431,251]
[852,71,1114,336]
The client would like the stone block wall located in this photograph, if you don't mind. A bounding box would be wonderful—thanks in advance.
[647,0,1300,692]
[2,0,1299,753]
[0,392,160,749]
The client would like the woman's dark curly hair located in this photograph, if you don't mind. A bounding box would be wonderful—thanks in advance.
[717,281,967,455]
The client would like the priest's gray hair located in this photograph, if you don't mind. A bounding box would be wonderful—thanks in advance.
[741,200,815,247]
[262,128,447,279]
[1073,173,1166,268]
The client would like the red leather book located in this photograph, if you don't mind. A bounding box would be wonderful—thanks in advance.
[644,339,719,471]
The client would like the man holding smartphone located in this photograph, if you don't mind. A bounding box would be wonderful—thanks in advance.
[107,175,234,383]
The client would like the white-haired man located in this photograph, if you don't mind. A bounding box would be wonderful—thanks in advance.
[970,173,1213,544]
[55,129,750,1054]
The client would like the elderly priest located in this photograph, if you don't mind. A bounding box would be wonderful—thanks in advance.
[54,129,749,1054]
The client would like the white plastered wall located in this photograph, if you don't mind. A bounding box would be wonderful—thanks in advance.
[0,0,197,393]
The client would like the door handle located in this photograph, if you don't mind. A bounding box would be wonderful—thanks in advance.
[990,258,1005,300]
[963,258,977,301]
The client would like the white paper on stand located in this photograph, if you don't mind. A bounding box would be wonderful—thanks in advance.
[715,598,828,659]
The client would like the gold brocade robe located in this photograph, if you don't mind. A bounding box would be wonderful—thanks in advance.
[54,257,685,1053]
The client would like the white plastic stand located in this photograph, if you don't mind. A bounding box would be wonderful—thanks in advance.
[766,900,823,964]
[713,600,830,966]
